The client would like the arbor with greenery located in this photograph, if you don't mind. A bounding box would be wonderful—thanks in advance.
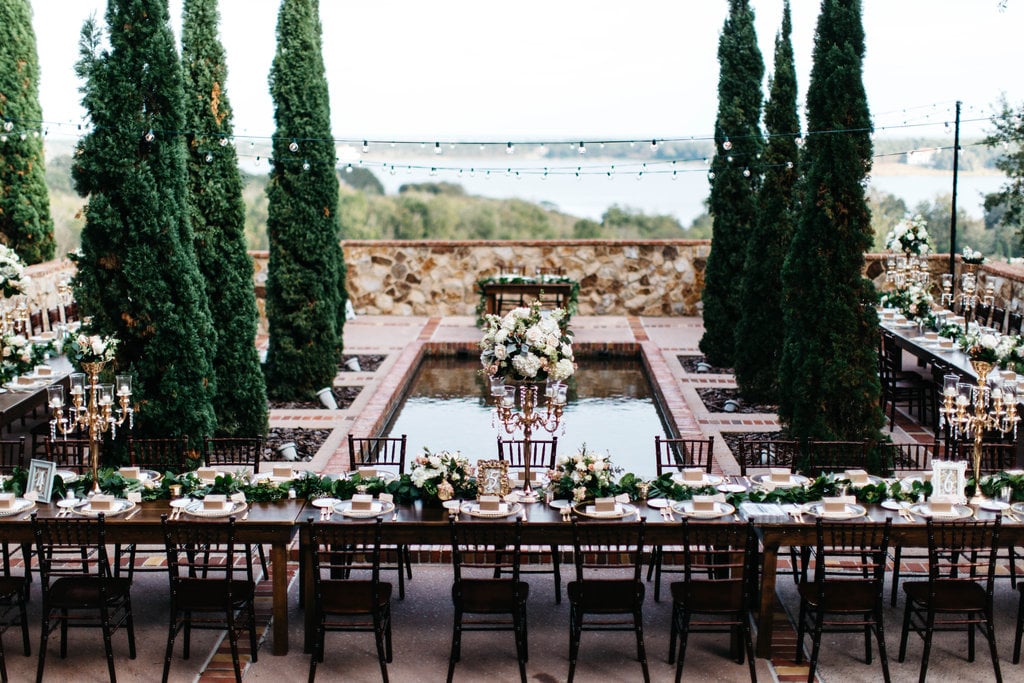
[71,0,217,445]
[778,0,882,441]
[699,0,764,368]
[0,0,54,263]
[182,0,267,437]
[734,1,799,404]
[264,0,346,399]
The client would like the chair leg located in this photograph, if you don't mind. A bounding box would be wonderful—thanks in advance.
[100,606,117,683]
[372,612,389,683]
[162,616,178,683]
[633,608,649,682]
[667,603,679,664]
[806,608,825,683]
[918,612,936,683]
[550,545,561,604]
[890,546,902,607]
[1015,589,1024,663]
[794,599,807,663]
[18,596,29,656]
[35,612,49,683]
[447,610,462,683]
[898,599,912,662]
[742,619,757,683]
[985,610,1003,683]
[226,611,241,683]
[673,611,691,683]
[567,605,581,683]
[513,607,527,683]
[875,609,892,683]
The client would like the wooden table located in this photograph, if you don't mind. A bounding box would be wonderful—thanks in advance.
[0,499,305,655]
[479,279,575,316]
[297,496,1024,659]
[0,357,73,432]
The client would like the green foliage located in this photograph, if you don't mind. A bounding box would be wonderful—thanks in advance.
[0,0,55,262]
[398,182,465,196]
[341,166,384,194]
[778,0,883,442]
[182,0,267,437]
[264,0,346,400]
[734,0,799,404]
[71,1,217,446]
[984,97,1024,252]
[700,0,765,368]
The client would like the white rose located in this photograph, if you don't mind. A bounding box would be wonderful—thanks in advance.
[575,461,587,471]
[980,333,998,350]
[494,329,508,344]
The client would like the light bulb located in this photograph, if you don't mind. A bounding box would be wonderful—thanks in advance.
[469,168,476,177]
[578,142,586,154]
[345,164,353,173]
[205,153,213,163]
[32,131,39,138]
[389,165,396,175]
[362,140,369,153]
[429,167,437,176]
[144,130,155,142]
[651,139,658,150]
[302,160,310,171]
[2,120,11,131]
[708,171,716,180]
[434,142,442,154]
[289,140,299,153]
[786,161,794,169]
[485,171,491,180]
[727,155,733,163]
[539,142,546,152]
[743,168,751,177]
[0,135,6,143]
[220,137,229,146]
[722,139,732,151]
[19,133,26,141]
[506,142,514,154]
[795,136,804,146]
[671,171,678,180]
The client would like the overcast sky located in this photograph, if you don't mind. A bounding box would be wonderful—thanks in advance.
[28,0,1023,148]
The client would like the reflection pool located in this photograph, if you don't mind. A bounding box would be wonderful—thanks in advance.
[383,355,669,478]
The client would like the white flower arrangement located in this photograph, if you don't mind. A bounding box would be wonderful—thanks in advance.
[0,245,28,298]
[885,214,931,256]
[961,246,985,265]
[66,333,118,365]
[958,324,1002,364]
[408,448,476,500]
[549,444,619,502]
[479,301,575,382]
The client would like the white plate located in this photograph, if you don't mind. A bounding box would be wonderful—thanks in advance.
[751,473,809,488]
[646,498,672,509]
[311,497,341,508]
[74,499,135,517]
[3,379,48,392]
[880,500,904,511]
[334,500,395,518]
[56,498,87,509]
[254,471,297,483]
[460,501,523,518]
[548,499,572,509]
[803,502,868,520]
[0,498,35,516]
[183,499,247,518]
[442,500,462,510]
[672,473,725,487]
[169,498,192,509]
[717,483,746,493]
[55,470,78,483]
[979,500,1010,511]
[908,503,974,520]
[345,470,398,482]
[573,502,639,519]
[672,500,736,519]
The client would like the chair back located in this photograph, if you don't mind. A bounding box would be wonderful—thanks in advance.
[955,441,1019,473]
[571,520,646,587]
[736,439,801,476]
[886,439,941,474]
[129,436,187,473]
[449,519,524,598]
[924,518,1001,599]
[64,301,79,323]
[0,436,25,473]
[45,437,91,473]
[32,514,113,590]
[1008,310,1023,336]
[308,518,385,607]
[974,303,992,327]
[203,437,263,473]
[810,519,891,590]
[991,306,1007,332]
[497,436,557,470]
[680,520,756,609]
[806,440,870,475]
[162,515,252,595]
[29,310,45,336]
[655,436,714,476]
[348,434,406,473]
[46,307,62,329]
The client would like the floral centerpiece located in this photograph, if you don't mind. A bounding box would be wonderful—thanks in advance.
[0,332,39,384]
[479,301,575,383]
[65,332,118,369]
[548,445,619,502]
[408,448,476,502]
[961,246,985,265]
[0,245,28,298]
[885,214,931,256]
[879,282,934,321]
[957,327,1012,365]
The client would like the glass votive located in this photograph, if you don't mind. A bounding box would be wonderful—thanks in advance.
[98,384,114,406]
[501,386,516,408]
[47,385,64,409]
[116,374,132,396]
[169,484,182,498]
[489,376,505,397]
[554,384,568,405]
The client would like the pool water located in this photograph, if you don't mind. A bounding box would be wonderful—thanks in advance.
[384,355,668,477]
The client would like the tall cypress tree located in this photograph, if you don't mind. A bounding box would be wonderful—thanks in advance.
[0,0,55,263]
[699,0,764,368]
[778,0,882,441]
[182,0,268,437]
[734,1,799,404]
[71,0,217,445]
[265,0,345,400]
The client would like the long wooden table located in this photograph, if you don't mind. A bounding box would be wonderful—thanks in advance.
[479,279,575,316]
[295,495,1024,659]
[0,499,305,655]
[0,357,73,432]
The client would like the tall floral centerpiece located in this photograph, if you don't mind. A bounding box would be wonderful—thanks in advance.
[0,245,28,299]
[408,449,476,504]
[885,214,931,256]
[548,445,619,502]
[481,301,576,501]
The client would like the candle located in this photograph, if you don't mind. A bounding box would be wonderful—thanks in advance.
[944,387,957,397]
[70,386,83,395]
[117,387,130,396]
[49,398,62,409]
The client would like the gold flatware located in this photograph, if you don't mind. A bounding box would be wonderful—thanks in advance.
[391,511,398,522]
[241,510,249,521]
[124,507,141,520]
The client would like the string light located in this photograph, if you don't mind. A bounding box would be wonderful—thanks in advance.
[144,130,155,142]
[506,142,514,155]
[288,140,299,153]
[434,142,442,154]
[578,142,586,154]
[362,140,369,153]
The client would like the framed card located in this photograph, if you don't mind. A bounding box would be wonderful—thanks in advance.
[475,459,510,498]
[931,459,967,504]
[26,458,57,504]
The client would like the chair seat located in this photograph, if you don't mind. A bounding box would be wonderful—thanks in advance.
[454,578,529,613]
[320,580,392,614]
[172,577,256,611]
[48,576,131,609]
[903,579,987,611]
[798,579,878,613]
[670,581,744,613]
[568,579,643,612]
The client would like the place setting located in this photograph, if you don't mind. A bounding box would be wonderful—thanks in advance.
[572,494,639,520]
[0,492,35,517]
[749,468,810,489]
[671,468,725,488]
[169,493,248,519]
[801,496,868,520]
[671,493,735,519]
[332,492,395,518]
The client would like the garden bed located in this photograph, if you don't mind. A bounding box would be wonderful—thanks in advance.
[268,385,361,410]
[696,387,778,414]
[678,355,733,374]
[265,427,333,462]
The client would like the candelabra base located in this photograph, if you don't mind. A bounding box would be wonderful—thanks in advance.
[517,489,540,504]
[970,491,989,506]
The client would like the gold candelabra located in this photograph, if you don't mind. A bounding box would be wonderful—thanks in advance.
[490,377,567,502]
[48,361,133,494]
[941,360,1019,504]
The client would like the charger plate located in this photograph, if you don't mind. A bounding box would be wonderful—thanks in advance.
[459,501,523,518]
[334,500,395,518]
[182,499,247,518]
[672,500,735,519]
[908,502,973,520]
[803,502,867,520]
[0,498,34,517]
[573,502,638,519]
[74,499,135,517]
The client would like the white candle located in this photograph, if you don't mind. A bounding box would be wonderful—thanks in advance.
[70,386,83,395]
[944,387,957,397]
[49,398,62,409]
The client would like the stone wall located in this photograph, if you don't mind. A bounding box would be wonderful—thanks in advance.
[253,240,711,318]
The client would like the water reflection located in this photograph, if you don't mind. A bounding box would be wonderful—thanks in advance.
[385,356,666,477]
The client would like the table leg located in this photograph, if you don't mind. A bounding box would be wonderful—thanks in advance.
[302,539,315,653]
[271,542,288,655]
[756,541,780,658]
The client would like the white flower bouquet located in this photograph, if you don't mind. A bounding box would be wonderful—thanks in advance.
[958,325,1002,364]
[961,246,985,265]
[0,245,28,298]
[0,332,37,383]
[548,444,620,502]
[479,301,575,382]
[885,214,931,256]
[879,283,934,321]
[408,448,476,501]
[66,332,118,366]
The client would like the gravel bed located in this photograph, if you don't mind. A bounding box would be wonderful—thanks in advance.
[268,385,361,410]
[720,430,788,459]
[696,387,778,414]
[265,427,333,462]
[678,355,733,374]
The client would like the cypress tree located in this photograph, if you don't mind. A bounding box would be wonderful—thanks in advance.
[265,0,346,400]
[777,0,883,441]
[182,0,268,437]
[71,0,217,445]
[699,0,764,368]
[734,1,799,404]
[0,0,55,263]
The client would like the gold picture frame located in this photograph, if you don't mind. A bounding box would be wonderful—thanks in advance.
[476,459,510,498]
